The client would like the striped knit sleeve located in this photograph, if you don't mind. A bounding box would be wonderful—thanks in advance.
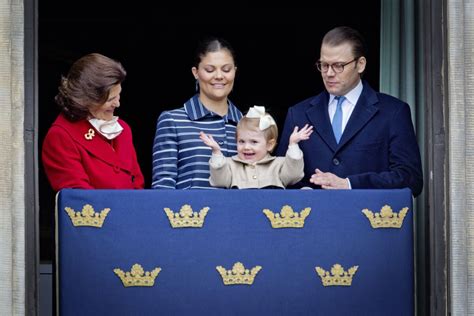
[152,111,178,189]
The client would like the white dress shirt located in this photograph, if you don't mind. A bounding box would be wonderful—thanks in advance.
[328,80,364,133]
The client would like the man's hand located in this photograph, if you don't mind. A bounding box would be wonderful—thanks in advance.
[310,168,349,189]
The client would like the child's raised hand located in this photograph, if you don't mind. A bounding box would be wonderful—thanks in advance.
[199,131,222,155]
[289,124,314,145]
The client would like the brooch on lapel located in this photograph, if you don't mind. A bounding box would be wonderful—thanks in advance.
[84,128,95,140]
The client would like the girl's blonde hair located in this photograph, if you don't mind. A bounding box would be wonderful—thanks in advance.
[236,114,278,152]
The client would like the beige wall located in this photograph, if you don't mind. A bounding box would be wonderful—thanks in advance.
[448,0,474,314]
[0,0,25,315]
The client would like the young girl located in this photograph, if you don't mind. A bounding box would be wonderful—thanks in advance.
[200,106,313,189]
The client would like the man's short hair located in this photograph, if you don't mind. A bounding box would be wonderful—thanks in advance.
[322,26,366,59]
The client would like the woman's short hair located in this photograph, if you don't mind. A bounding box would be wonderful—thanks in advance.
[55,53,126,121]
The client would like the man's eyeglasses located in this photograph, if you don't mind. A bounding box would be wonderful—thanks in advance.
[316,58,359,73]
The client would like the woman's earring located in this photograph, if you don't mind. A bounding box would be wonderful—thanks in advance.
[195,79,199,92]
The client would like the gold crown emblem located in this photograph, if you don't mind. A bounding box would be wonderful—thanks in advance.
[64,204,110,227]
[263,205,311,228]
[164,204,209,228]
[216,262,262,285]
[114,264,161,287]
[362,205,409,228]
[315,264,359,287]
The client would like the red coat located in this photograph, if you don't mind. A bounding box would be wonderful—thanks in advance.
[42,114,145,191]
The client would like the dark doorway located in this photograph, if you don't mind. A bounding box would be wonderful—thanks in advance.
[39,5,381,262]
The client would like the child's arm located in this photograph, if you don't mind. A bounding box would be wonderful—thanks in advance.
[200,131,232,188]
[280,124,314,187]
[289,124,313,145]
[199,131,223,155]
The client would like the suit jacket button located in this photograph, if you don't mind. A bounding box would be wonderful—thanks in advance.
[113,165,120,173]
[252,175,257,179]
[332,158,340,166]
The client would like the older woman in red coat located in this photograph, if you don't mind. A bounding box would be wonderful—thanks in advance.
[42,53,144,191]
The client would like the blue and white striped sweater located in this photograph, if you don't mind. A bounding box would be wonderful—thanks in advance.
[152,94,242,189]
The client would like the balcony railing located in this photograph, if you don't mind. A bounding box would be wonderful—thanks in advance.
[57,188,413,315]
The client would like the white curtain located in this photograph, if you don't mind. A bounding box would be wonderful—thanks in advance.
[0,0,25,314]
[447,0,474,314]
